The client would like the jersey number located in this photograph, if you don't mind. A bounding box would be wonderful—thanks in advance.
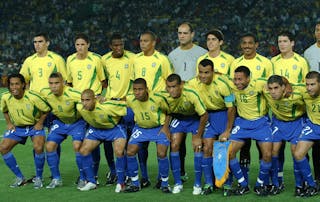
[140,112,150,120]
[77,71,82,80]
[38,68,43,77]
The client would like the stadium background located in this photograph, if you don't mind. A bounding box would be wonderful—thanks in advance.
[0,0,319,83]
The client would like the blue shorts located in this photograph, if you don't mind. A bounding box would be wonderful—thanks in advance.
[43,112,57,129]
[272,116,304,144]
[298,119,320,142]
[170,115,199,135]
[47,119,86,144]
[203,110,228,139]
[3,126,45,145]
[128,125,170,146]
[85,125,127,142]
[229,115,272,142]
[121,107,134,137]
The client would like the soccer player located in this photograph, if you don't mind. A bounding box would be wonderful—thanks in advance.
[197,29,234,75]
[66,33,106,181]
[272,31,309,84]
[188,59,236,195]
[293,71,320,197]
[0,73,50,188]
[20,33,67,92]
[304,22,320,183]
[41,72,86,189]
[101,33,135,185]
[77,89,127,192]
[304,22,320,72]
[265,75,305,195]
[168,22,206,184]
[124,78,170,193]
[132,30,173,187]
[229,33,273,183]
[168,22,207,81]
[161,73,208,194]
[228,66,272,196]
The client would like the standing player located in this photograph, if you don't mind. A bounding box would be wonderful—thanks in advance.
[293,71,320,197]
[188,59,236,195]
[272,31,309,84]
[161,73,208,194]
[197,29,234,75]
[132,31,173,187]
[101,33,135,185]
[41,72,86,189]
[66,33,106,181]
[228,66,272,196]
[264,75,305,195]
[168,22,207,183]
[230,33,273,183]
[304,22,320,72]
[0,74,50,188]
[304,22,320,184]
[20,33,67,92]
[77,89,127,192]
[124,78,170,193]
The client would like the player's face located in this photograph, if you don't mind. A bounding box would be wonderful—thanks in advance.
[240,36,258,57]
[166,80,182,98]
[306,78,320,97]
[198,64,213,84]
[315,24,320,42]
[49,77,64,96]
[178,24,194,46]
[278,36,294,54]
[233,72,250,90]
[133,83,148,101]
[268,82,285,100]
[81,93,96,111]
[33,36,49,55]
[206,34,222,52]
[9,77,25,99]
[75,38,89,55]
[110,39,124,58]
[140,34,155,54]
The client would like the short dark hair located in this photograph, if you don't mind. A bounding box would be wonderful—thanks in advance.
[267,75,285,86]
[7,73,26,89]
[166,73,182,84]
[234,66,251,78]
[141,31,157,41]
[241,33,257,43]
[75,33,89,44]
[306,71,320,83]
[199,59,214,71]
[109,32,123,44]
[205,29,224,41]
[179,22,194,33]
[49,72,63,79]
[278,30,295,41]
[34,32,50,42]
[133,78,147,87]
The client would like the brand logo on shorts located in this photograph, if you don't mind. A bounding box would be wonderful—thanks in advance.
[87,64,92,69]
[48,62,52,67]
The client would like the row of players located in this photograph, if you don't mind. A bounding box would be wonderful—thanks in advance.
[0,21,319,196]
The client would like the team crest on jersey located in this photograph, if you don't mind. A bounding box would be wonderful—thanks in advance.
[152,62,156,68]
[215,90,219,95]
[184,101,191,108]
[249,91,254,96]
[26,104,31,110]
[99,114,104,119]
[124,64,129,69]
[284,102,289,107]
[292,65,297,70]
[47,62,52,67]
[65,101,70,105]
[256,65,261,70]
[87,64,92,69]
[150,106,155,111]
[221,63,225,68]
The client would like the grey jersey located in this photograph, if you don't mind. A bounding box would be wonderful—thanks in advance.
[168,44,207,81]
[304,43,320,72]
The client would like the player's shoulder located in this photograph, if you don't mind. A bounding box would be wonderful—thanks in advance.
[88,51,102,59]
[1,91,11,100]
[67,53,77,62]
[47,51,64,60]
[101,51,113,60]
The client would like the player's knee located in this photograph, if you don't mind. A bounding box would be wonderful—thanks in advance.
[293,151,304,161]
[46,142,57,152]
[157,150,167,158]
[170,142,180,152]
[203,145,213,157]
[0,144,11,154]
[33,144,44,154]
[114,149,124,157]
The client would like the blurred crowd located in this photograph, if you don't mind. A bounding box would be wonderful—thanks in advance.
[0,0,319,86]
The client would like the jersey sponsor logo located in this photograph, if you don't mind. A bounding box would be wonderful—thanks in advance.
[87,64,92,69]
[256,65,261,70]
[292,65,297,70]
[48,62,52,67]
[221,63,225,68]
[152,62,156,68]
